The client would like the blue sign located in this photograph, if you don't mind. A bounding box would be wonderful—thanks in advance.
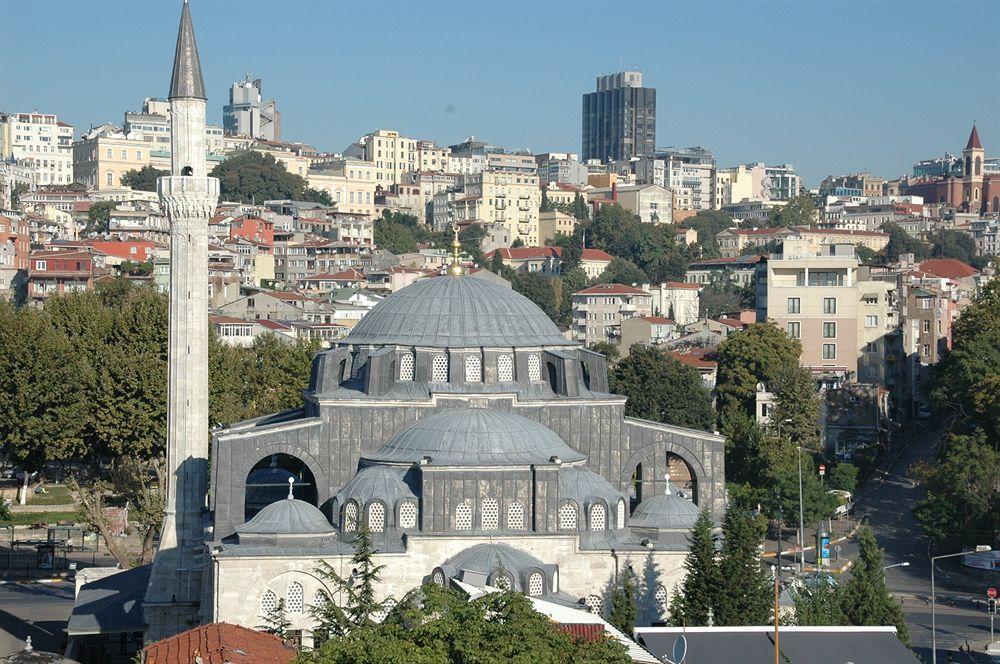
[820,535,831,561]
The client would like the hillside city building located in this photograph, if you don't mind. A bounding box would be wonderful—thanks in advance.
[581,71,656,163]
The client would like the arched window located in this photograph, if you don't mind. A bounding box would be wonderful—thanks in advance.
[558,502,577,530]
[431,355,449,382]
[260,589,278,615]
[590,503,606,531]
[338,358,348,383]
[455,500,473,530]
[546,360,559,393]
[367,501,385,533]
[993,196,999,212]
[506,501,524,530]
[654,585,668,613]
[492,572,512,590]
[498,354,514,382]
[616,498,626,530]
[432,569,446,586]
[481,498,499,530]
[527,354,541,381]
[464,354,482,382]
[584,594,602,615]
[343,501,359,532]
[399,501,417,529]
[244,453,318,521]
[528,572,544,597]
[966,156,972,175]
[399,352,415,381]
[287,581,304,613]
[312,589,329,609]
[974,187,980,201]
[975,156,982,175]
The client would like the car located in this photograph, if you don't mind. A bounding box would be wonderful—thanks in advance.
[916,405,932,419]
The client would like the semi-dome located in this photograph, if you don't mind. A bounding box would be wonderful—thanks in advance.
[343,275,575,348]
[437,543,553,594]
[237,496,334,535]
[558,467,626,507]
[335,465,416,508]
[629,492,699,530]
[363,408,586,466]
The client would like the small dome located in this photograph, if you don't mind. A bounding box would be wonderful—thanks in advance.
[629,492,699,530]
[343,276,575,348]
[558,467,625,507]
[364,409,585,466]
[335,466,416,508]
[439,543,549,593]
[237,497,334,535]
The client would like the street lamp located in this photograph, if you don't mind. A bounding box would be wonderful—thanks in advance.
[883,561,910,571]
[931,545,991,664]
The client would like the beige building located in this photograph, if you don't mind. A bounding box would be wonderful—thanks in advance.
[363,129,418,184]
[542,182,590,208]
[571,283,653,345]
[73,126,152,189]
[416,141,450,173]
[307,158,377,217]
[856,279,897,386]
[716,226,889,259]
[590,184,672,224]
[579,248,614,280]
[713,163,769,209]
[642,282,702,326]
[756,238,860,382]
[538,210,577,244]
[0,111,74,186]
[452,171,541,246]
[619,316,680,357]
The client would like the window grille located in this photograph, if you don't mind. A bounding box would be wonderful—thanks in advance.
[528,572,544,597]
[655,585,668,611]
[431,355,449,382]
[311,590,329,608]
[558,502,577,530]
[494,573,512,590]
[590,503,606,531]
[456,500,473,530]
[344,501,358,532]
[287,582,304,613]
[464,354,482,382]
[584,595,602,615]
[498,354,514,382]
[432,569,446,586]
[616,499,626,530]
[481,498,499,530]
[507,501,524,530]
[399,501,417,529]
[399,352,414,381]
[260,589,277,615]
[528,354,541,381]
[368,501,385,533]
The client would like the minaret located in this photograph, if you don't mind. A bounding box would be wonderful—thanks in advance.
[144,0,219,640]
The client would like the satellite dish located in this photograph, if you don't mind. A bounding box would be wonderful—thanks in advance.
[671,634,687,663]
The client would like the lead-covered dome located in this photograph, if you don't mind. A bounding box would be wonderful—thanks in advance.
[363,408,586,466]
[236,497,334,535]
[343,275,574,348]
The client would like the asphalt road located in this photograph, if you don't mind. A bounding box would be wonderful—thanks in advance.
[855,423,999,662]
[0,581,74,656]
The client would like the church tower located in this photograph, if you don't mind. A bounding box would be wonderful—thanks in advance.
[963,123,984,212]
[144,0,219,640]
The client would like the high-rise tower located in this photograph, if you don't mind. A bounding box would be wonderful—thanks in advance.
[144,0,219,640]
[581,71,656,164]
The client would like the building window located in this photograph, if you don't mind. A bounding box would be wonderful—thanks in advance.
[481,498,499,530]
[367,501,385,533]
[655,585,669,612]
[343,501,358,532]
[287,582,304,613]
[432,569,446,586]
[311,590,329,610]
[464,354,482,383]
[528,354,541,381]
[507,501,524,530]
[616,498,626,530]
[498,354,514,382]
[35,260,46,271]
[822,344,837,360]
[590,503,606,531]
[399,501,417,529]
[866,315,878,327]
[558,502,577,530]
[787,297,800,314]
[786,322,800,339]
[399,352,415,381]
[456,500,473,530]
[823,298,837,314]
[431,355,449,382]
[260,589,278,615]
[823,322,837,338]
[922,320,930,334]
[923,344,930,357]
[528,572,544,597]
[584,595,603,615]
[106,171,113,186]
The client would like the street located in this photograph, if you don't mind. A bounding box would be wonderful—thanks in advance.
[0,581,74,656]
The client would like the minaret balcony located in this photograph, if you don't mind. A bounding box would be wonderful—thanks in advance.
[158,175,220,199]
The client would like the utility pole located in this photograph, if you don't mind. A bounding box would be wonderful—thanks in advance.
[774,491,782,664]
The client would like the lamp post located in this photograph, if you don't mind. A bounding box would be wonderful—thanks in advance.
[883,561,910,571]
[931,545,991,664]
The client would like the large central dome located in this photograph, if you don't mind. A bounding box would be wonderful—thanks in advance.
[344,275,574,348]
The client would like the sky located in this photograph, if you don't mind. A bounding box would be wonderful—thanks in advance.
[1,0,998,185]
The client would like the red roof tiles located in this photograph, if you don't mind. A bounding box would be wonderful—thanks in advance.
[580,248,613,262]
[967,123,983,150]
[576,283,647,296]
[143,623,296,664]
[917,258,979,279]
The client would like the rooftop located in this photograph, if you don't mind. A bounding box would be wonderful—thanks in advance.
[144,623,296,664]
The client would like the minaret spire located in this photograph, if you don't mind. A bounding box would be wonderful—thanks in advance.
[169,0,207,100]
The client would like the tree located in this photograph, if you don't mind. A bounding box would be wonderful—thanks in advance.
[511,272,559,321]
[489,249,504,274]
[374,221,418,255]
[682,210,734,259]
[303,187,334,206]
[311,525,390,638]
[120,165,167,192]
[669,510,721,626]
[698,274,755,319]
[793,581,845,626]
[587,341,619,362]
[557,266,589,327]
[715,508,772,626]
[10,182,29,209]
[929,228,977,265]
[768,363,821,452]
[85,201,114,235]
[610,347,714,430]
[827,463,858,493]
[511,237,525,248]
[557,192,589,222]
[302,583,631,664]
[211,151,315,203]
[882,221,930,262]
[260,598,292,640]
[540,188,555,212]
[854,244,881,266]
[609,568,638,636]
[770,195,816,228]
[839,527,909,644]
[597,258,647,286]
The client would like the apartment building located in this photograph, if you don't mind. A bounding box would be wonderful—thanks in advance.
[755,238,860,383]
[536,152,588,187]
[72,126,152,189]
[362,129,418,184]
[713,163,769,208]
[307,158,377,217]
[572,283,653,345]
[685,255,763,287]
[0,111,74,185]
[855,280,898,387]
[0,213,30,300]
[589,184,672,224]
[538,210,577,244]
[28,249,102,303]
[716,226,889,258]
[124,97,226,154]
[642,281,701,326]
[415,141,450,173]
[581,71,656,162]
[450,170,541,246]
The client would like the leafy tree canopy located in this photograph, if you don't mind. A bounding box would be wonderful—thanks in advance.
[929,228,977,265]
[211,151,330,204]
[85,201,115,235]
[597,258,647,286]
[120,165,168,192]
[680,210,734,259]
[770,195,816,228]
[881,221,930,262]
[839,527,910,644]
[610,346,714,431]
[698,273,755,319]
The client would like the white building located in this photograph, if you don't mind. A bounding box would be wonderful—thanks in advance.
[0,111,74,185]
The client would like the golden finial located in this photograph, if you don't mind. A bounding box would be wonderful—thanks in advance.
[447,222,466,276]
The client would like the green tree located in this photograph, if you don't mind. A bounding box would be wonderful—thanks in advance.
[698,274,755,319]
[715,508,772,626]
[557,266,588,327]
[682,210,734,259]
[85,201,114,235]
[827,463,858,493]
[669,510,721,626]
[854,244,881,266]
[511,272,559,321]
[587,341,619,362]
[375,221,418,254]
[882,221,930,262]
[839,527,909,644]
[609,568,637,636]
[260,598,292,639]
[211,151,315,203]
[793,581,845,626]
[540,188,555,212]
[489,249,504,274]
[597,258,647,286]
[557,192,590,222]
[303,187,334,206]
[511,237,525,248]
[311,525,389,638]
[768,363,821,452]
[610,347,714,431]
[770,194,816,227]
[10,182,29,209]
[929,228,977,265]
[120,165,168,191]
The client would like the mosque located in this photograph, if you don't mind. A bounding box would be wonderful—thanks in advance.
[104,0,728,650]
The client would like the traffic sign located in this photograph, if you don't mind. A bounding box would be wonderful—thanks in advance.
[988,587,997,599]
[819,464,826,476]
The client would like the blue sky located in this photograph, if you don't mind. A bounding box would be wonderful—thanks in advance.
[2,0,998,185]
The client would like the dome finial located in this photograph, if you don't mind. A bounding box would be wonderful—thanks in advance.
[446,222,466,276]
[287,476,295,500]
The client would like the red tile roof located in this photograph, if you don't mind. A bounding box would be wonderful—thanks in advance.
[642,316,674,324]
[487,246,561,260]
[576,283,647,296]
[555,623,606,643]
[211,315,251,325]
[670,347,718,369]
[917,258,979,279]
[144,623,296,664]
[256,319,291,331]
[967,123,983,150]
[717,316,747,329]
[580,248,613,262]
